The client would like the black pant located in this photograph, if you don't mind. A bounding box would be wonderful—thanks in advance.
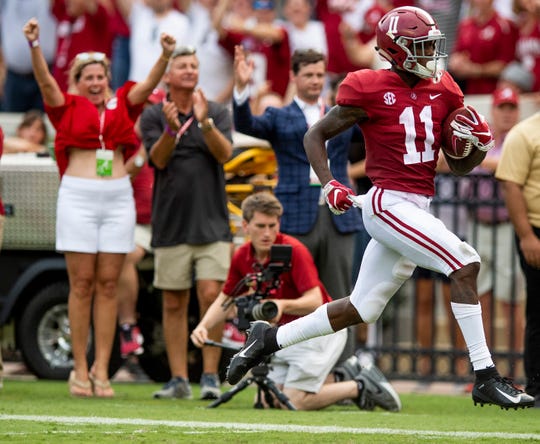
[516,227,540,396]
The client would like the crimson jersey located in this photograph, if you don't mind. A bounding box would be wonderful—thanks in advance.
[222,233,332,326]
[453,13,517,94]
[52,1,113,92]
[357,3,388,44]
[516,19,540,92]
[219,28,291,98]
[316,0,385,74]
[336,69,463,196]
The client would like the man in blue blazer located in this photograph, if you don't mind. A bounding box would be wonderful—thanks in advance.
[232,45,362,357]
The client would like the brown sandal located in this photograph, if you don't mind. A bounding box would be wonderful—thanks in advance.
[68,371,93,397]
[89,373,115,398]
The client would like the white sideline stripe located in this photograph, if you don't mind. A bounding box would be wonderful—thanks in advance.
[1,414,539,440]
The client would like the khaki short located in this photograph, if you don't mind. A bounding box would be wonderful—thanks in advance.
[153,241,231,290]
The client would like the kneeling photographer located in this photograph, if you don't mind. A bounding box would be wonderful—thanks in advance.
[191,192,400,411]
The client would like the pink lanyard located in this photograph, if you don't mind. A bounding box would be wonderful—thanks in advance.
[98,111,106,150]
[175,116,194,143]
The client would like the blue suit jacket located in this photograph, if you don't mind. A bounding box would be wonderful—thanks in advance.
[234,99,362,235]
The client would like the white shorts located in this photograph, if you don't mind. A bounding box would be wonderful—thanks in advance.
[351,187,480,323]
[269,329,347,393]
[56,175,135,254]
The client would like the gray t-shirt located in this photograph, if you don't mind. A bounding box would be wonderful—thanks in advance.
[140,101,233,247]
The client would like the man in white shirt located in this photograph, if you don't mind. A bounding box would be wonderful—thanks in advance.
[117,0,190,82]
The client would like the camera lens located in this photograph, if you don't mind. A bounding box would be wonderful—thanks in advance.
[251,301,278,320]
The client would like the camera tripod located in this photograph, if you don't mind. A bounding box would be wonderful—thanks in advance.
[205,341,296,410]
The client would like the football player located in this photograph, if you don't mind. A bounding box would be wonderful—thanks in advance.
[227,6,535,410]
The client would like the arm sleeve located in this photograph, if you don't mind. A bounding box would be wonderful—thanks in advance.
[44,92,73,129]
[336,71,366,107]
[117,81,144,122]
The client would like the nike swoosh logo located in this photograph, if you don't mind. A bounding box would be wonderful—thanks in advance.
[495,387,521,403]
[333,190,344,206]
[237,341,257,358]
[429,94,442,100]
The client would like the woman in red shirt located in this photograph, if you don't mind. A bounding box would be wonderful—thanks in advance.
[23,18,176,398]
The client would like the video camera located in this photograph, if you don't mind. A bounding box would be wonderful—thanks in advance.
[233,244,292,331]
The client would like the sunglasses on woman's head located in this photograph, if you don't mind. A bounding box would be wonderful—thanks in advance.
[75,52,106,63]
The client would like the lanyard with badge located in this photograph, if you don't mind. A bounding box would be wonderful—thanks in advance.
[96,112,113,177]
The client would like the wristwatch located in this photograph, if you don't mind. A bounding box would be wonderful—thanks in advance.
[198,118,215,133]
[134,155,145,168]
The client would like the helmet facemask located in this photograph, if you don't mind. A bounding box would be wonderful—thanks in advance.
[395,32,447,80]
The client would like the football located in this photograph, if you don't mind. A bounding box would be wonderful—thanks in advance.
[441,107,475,160]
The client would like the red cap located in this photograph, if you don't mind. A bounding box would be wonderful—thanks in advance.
[148,88,166,104]
[492,87,519,107]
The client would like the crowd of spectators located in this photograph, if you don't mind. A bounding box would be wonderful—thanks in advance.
[0,0,538,114]
[0,0,539,401]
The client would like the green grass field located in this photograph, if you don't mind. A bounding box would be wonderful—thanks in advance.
[0,379,539,443]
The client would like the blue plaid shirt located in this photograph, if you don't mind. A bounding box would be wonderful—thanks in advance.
[233,99,361,234]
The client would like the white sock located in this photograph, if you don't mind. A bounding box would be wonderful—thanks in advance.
[451,302,494,371]
[276,304,334,348]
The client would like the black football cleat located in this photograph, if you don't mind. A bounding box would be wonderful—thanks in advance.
[226,321,270,385]
[472,376,535,410]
